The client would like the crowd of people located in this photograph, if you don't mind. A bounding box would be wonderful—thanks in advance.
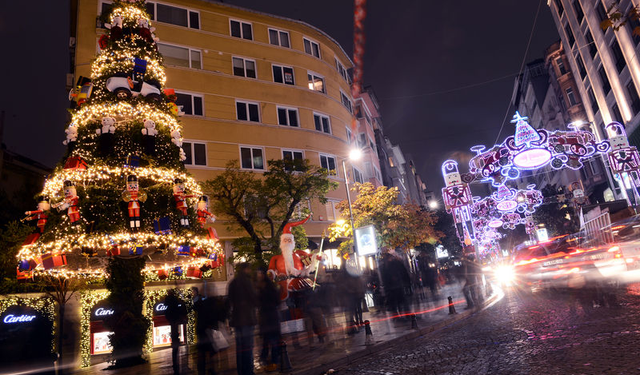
[163,249,486,375]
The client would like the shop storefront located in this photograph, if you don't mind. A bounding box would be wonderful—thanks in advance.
[89,300,115,356]
[0,297,56,374]
[151,299,186,347]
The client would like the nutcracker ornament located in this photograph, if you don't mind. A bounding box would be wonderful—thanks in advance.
[22,197,50,234]
[53,180,81,226]
[196,196,216,228]
[173,178,195,227]
[122,175,148,231]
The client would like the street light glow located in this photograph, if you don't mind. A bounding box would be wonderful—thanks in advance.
[428,200,438,209]
[349,148,363,161]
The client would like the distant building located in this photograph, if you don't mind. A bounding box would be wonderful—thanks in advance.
[547,0,640,200]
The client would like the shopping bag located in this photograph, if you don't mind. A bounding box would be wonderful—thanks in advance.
[206,328,229,352]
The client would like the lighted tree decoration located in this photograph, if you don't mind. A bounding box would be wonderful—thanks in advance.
[15,1,223,285]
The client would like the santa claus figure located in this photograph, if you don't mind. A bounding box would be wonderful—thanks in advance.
[173,178,195,227]
[268,216,321,301]
[23,197,50,234]
[54,181,81,225]
[122,175,147,231]
[196,196,216,228]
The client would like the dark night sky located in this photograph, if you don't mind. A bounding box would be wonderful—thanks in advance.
[0,0,560,192]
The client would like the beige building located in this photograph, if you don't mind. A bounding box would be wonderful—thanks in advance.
[72,0,366,256]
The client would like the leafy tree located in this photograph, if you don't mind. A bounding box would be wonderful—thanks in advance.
[599,1,640,34]
[0,221,32,291]
[328,183,442,255]
[202,159,337,265]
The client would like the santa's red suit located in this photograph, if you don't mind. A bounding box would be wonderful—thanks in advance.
[267,216,319,301]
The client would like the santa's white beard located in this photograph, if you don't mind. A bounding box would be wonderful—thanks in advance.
[281,242,299,276]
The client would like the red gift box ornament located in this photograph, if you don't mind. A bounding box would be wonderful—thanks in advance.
[186,266,202,279]
[64,156,88,170]
[107,245,121,257]
[17,268,33,282]
[22,233,40,246]
[157,269,168,280]
[42,253,67,270]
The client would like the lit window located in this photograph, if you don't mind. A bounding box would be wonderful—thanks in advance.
[240,147,264,170]
[233,57,256,78]
[307,72,325,93]
[268,28,290,48]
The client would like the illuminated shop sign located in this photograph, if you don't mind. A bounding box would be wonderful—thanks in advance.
[155,302,168,314]
[3,314,36,324]
[94,307,114,318]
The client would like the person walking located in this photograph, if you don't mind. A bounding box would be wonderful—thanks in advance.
[256,268,281,372]
[165,289,187,375]
[192,286,227,375]
[228,262,258,375]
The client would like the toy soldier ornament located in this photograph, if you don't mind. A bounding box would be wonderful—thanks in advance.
[122,175,147,231]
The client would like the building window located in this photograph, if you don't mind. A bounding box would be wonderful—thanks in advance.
[283,150,303,162]
[627,81,640,115]
[612,103,624,123]
[585,30,597,59]
[303,38,321,58]
[587,87,599,115]
[232,57,256,78]
[240,147,264,170]
[556,57,567,75]
[575,53,587,80]
[175,92,203,116]
[319,154,337,175]
[268,28,290,47]
[183,142,206,166]
[307,72,325,93]
[230,20,253,40]
[573,0,584,23]
[236,101,260,122]
[554,0,563,16]
[566,87,579,106]
[611,39,626,73]
[352,167,364,184]
[272,65,295,85]
[314,113,331,134]
[146,2,200,29]
[341,92,353,113]
[596,2,608,24]
[627,14,640,45]
[599,66,611,95]
[346,127,352,144]
[564,23,575,47]
[335,58,349,82]
[277,107,299,127]
[157,43,201,69]
[357,133,367,148]
[324,201,337,221]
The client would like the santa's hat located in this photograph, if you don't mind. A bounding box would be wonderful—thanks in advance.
[281,215,311,238]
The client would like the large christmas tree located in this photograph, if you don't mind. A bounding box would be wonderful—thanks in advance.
[16,0,223,283]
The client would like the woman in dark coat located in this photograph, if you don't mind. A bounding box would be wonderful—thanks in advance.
[257,268,281,372]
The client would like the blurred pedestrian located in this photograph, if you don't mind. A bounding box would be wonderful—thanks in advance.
[381,252,411,317]
[462,255,482,309]
[256,268,281,372]
[228,263,258,375]
[192,286,227,375]
[165,289,187,375]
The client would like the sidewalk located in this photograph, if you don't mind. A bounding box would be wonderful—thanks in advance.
[75,282,494,375]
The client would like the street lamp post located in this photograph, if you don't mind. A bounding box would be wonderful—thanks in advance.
[343,149,362,268]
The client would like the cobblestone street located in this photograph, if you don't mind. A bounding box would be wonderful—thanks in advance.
[342,284,640,375]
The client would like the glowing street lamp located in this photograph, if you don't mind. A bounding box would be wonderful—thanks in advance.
[343,148,362,265]
[428,200,439,210]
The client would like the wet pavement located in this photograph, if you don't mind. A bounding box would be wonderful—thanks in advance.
[71,282,482,375]
[343,284,640,375]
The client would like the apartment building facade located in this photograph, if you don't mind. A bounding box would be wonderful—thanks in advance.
[548,0,640,199]
[71,0,366,250]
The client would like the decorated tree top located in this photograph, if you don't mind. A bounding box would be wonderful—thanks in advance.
[15,0,223,282]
